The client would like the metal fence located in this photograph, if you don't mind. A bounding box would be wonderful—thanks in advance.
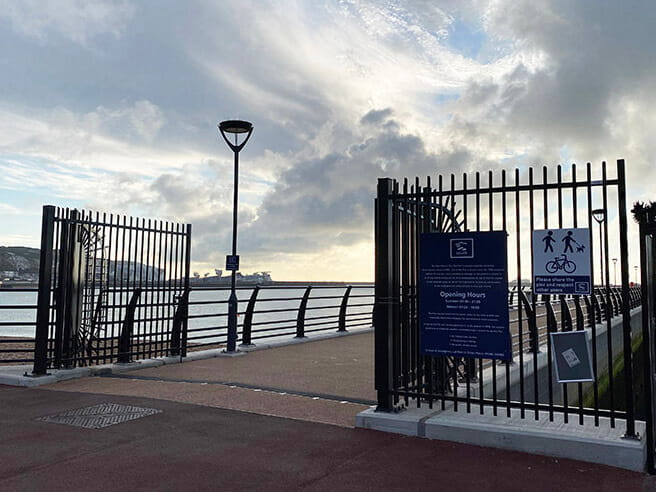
[185,284,373,349]
[374,160,641,436]
[0,284,375,365]
[32,206,191,373]
[0,288,38,363]
[634,201,656,472]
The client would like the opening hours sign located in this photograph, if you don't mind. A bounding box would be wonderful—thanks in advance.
[419,231,511,361]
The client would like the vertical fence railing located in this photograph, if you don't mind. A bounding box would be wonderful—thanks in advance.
[374,160,641,433]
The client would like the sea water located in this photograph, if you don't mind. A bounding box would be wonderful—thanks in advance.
[0,287,374,341]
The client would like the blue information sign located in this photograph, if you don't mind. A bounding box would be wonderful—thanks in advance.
[226,254,240,271]
[419,231,511,360]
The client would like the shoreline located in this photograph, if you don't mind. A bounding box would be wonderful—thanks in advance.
[0,280,373,290]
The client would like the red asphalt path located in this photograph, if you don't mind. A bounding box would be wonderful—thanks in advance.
[1,385,652,491]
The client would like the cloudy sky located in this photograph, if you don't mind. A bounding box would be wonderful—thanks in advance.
[0,0,654,280]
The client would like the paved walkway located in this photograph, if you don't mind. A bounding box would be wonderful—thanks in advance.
[1,332,654,490]
[41,332,376,428]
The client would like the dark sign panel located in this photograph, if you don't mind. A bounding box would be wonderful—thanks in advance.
[225,254,240,271]
[419,231,511,360]
[550,330,595,383]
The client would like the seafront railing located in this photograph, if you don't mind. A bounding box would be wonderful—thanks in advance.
[185,284,374,350]
[0,284,638,367]
[0,283,375,366]
[0,288,38,363]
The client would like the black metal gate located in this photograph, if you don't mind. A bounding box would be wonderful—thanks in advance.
[634,202,656,472]
[374,160,642,437]
[32,206,191,374]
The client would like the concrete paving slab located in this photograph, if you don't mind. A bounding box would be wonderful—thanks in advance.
[423,406,646,472]
[126,331,375,402]
[357,401,647,472]
[0,329,373,392]
[42,376,367,428]
[355,405,440,436]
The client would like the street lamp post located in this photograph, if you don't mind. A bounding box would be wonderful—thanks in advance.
[218,119,253,353]
[592,208,606,288]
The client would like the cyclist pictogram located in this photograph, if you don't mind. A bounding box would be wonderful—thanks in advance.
[545,254,576,273]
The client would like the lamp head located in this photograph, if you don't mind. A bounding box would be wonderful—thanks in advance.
[591,208,606,224]
[219,120,253,134]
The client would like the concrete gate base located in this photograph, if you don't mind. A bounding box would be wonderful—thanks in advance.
[356,403,646,472]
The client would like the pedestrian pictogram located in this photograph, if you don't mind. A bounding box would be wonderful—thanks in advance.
[562,230,585,253]
[542,231,556,252]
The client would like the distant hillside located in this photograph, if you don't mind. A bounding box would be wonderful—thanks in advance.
[0,246,40,273]
[0,247,165,282]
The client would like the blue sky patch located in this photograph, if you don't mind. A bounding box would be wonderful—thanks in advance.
[446,18,486,59]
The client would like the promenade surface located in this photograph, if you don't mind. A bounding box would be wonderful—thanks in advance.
[1,332,654,491]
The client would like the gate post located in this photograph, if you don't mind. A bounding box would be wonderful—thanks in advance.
[181,223,192,357]
[375,178,395,412]
[634,202,656,472]
[617,160,638,438]
[32,205,56,376]
[61,209,79,368]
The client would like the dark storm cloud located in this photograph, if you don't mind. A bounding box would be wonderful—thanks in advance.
[451,1,656,167]
[361,108,394,125]
[238,109,480,256]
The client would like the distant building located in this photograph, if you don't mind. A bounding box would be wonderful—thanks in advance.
[190,269,272,285]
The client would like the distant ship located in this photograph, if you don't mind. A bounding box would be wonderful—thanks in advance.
[190,269,272,286]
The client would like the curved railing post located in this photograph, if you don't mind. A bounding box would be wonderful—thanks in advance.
[592,290,602,324]
[118,288,142,363]
[560,296,573,331]
[338,285,352,332]
[597,290,608,322]
[241,286,260,347]
[545,296,557,333]
[296,286,312,338]
[573,296,584,331]
[520,290,538,354]
[169,288,189,357]
[613,287,622,315]
[583,295,594,328]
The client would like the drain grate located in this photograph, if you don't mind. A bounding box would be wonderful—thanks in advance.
[37,403,162,429]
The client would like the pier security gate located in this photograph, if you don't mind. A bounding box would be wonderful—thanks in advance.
[32,206,191,374]
[374,160,641,440]
[635,202,656,473]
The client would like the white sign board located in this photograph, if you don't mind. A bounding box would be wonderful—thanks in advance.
[532,228,591,295]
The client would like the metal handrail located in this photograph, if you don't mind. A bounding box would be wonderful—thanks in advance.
[0,284,640,365]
